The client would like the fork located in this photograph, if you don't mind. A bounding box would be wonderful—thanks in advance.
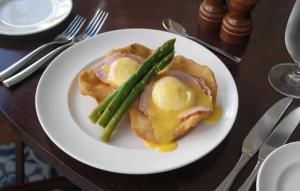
[0,15,85,81]
[2,9,108,88]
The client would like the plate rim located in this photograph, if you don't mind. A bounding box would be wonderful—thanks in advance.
[0,0,73,36]
[256,141,300,191]
[35,28,239,174]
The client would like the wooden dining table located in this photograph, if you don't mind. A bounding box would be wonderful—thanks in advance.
[0,0,299,190]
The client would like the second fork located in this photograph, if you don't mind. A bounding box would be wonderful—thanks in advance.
[0,15,85,81]
[2,9,108,88]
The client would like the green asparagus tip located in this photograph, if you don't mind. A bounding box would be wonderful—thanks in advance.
[166,38,176,46]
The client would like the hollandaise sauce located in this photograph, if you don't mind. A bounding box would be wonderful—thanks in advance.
[145,141,177,152]
[205,106,222,124]
[147,76,213,149]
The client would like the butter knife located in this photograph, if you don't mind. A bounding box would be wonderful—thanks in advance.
[215,97,293,191]
[237,106,300,191]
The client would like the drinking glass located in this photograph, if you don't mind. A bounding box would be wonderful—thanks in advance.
[268,0,300,98]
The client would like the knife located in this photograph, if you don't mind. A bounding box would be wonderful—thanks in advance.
[237,106,300,191]
[215,97,293,191]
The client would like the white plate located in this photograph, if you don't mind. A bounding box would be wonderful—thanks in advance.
[257,142,300,191]
[35,29,238,174]
[0,0,72,36]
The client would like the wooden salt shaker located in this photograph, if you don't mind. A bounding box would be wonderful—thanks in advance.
[198,0,226,32]
[219,0,259,44]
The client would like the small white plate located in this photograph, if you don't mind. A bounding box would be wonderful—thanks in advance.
[257,142,300,191]
[0,0,72,36]
[35,29,238,174]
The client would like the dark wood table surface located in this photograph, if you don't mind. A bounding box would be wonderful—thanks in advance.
[1,0,300,190]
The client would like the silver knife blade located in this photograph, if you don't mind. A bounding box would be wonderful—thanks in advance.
[237,106,300,191]
[242,97,293,156]
[259,106,300,160]
[215,97,292,191]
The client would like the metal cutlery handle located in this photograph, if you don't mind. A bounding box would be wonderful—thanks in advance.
[237,160,262,191]
[215,152,251,191]
[2,43,72,88]
[0,41,64,81]
[187,35,242,63]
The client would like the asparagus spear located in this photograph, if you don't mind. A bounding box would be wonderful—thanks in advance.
[101,51,175,142]
[89,91,117,123]
[97,39,176,127]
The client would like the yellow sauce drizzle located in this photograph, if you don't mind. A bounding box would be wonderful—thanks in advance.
[157,142,177,152]
[148,79,213,144]
[205,106,222,124]
[144,75,214,152]
[144,141,177,152]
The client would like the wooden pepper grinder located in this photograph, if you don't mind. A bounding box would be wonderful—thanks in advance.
[198,0,226,32]
[219,0,259,44]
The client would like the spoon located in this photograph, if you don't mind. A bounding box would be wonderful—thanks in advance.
[162,19,242,63]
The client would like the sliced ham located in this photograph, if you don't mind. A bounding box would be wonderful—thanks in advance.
[139,81,154,115]
[197,78,211,98]
[92,53,144,84]
[178,106,211,121]
[168,70,211,98]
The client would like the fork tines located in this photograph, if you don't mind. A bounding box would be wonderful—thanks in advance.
[83,9,109,38]
[64,15,86,38]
